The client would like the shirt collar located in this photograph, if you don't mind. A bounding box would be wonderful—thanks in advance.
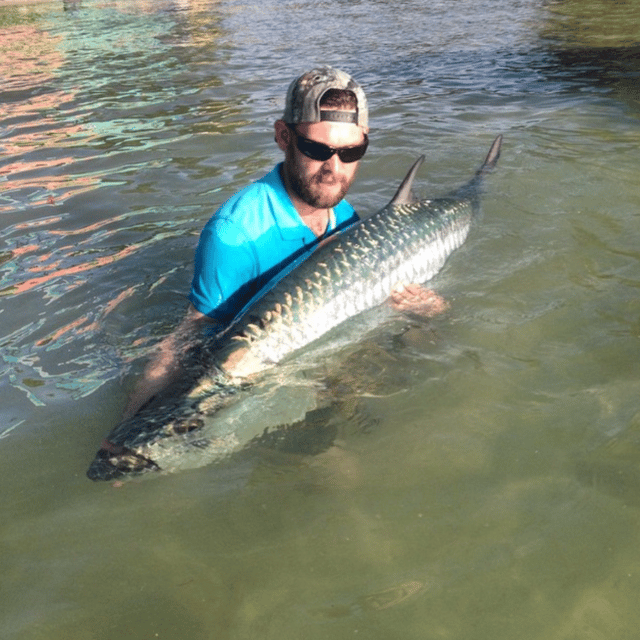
[267,163,320,242]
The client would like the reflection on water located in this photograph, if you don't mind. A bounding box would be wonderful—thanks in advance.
[0,22,97,208]
[542,0,640,48]
[538,0,640,114]
[1,0,640,638]
[0,0,249,410]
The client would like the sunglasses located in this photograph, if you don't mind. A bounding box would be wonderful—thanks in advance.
[287,125,368,163]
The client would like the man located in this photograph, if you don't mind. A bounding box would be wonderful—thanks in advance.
[189,66,368,329]
[122,66,441,420]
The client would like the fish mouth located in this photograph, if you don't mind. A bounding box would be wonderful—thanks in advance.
[86,439,159,481]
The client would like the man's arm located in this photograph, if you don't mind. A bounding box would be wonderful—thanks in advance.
[121,304,220,420]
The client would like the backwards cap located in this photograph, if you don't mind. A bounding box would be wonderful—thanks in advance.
[282,66,368,129]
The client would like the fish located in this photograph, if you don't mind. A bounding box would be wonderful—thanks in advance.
[86,135,502,481]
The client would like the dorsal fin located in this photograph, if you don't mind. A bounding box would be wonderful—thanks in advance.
[389,155,425,206]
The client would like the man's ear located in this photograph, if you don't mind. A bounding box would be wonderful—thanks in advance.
[274,120,290,152]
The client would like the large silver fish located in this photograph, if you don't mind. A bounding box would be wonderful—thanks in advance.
[87,135,502,481]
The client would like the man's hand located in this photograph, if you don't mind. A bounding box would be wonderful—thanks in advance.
[390,282,449,317]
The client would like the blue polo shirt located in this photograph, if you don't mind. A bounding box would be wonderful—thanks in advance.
[189,163,359,326]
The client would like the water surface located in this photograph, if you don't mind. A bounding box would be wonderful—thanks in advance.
[2,0,640,638]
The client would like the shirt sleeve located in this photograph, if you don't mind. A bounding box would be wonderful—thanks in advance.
[188,191,359,326]
[189,217,258,323]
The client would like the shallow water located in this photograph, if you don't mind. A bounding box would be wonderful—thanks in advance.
[2,0,640,638]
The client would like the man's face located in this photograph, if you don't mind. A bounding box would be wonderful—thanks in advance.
[283,121,366,209]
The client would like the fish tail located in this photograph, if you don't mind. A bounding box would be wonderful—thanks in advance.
[475,134,503,179]
[453,134,503,205]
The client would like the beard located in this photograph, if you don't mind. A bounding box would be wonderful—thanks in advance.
[285,147,354,209]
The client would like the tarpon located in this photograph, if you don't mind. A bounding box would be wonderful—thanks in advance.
[87,135,502,481]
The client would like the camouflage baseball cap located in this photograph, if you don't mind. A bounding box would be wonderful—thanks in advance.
[282,66,368,129]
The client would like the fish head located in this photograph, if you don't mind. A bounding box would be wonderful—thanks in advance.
[86,411,207,481]
[86,410,244,481]
[86,439,160,481]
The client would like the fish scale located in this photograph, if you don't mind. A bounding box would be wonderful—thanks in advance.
[86,135,502,480]
[238,198,472,369]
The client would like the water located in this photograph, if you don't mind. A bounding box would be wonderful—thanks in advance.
[2,0,640,637]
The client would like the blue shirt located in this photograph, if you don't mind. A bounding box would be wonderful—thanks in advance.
[189,163,359,326]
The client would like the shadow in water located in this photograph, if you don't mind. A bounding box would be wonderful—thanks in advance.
[538,0,640,110]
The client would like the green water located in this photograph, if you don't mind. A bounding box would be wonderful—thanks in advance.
[2,0,640,638]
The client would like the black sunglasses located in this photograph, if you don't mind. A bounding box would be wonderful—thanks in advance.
[286,124,368,163]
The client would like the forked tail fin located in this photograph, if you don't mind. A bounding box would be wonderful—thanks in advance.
[453,134,503,203]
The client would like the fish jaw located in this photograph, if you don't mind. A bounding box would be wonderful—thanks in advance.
[86,439,160,481]
[86,407,245,481]
[86,411,209,481]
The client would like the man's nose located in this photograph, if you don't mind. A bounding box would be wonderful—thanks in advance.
[323,152,342,173]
